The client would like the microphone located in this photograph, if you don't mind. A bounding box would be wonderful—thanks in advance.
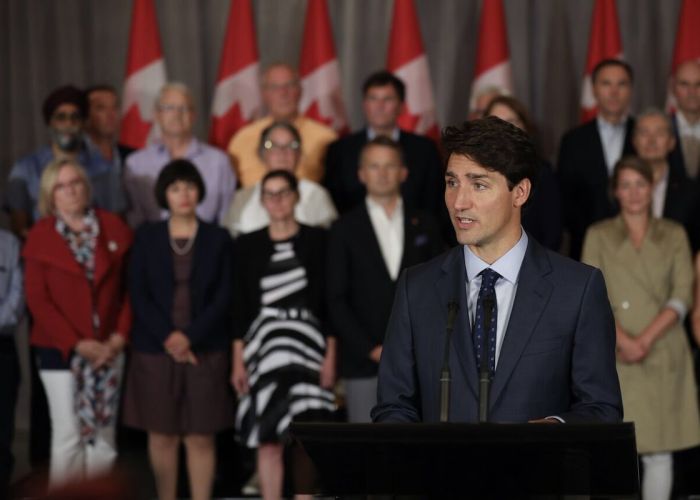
[478,295,494,423]
[440,301,460,423]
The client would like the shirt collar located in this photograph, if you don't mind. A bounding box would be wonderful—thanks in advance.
[365,195,403,219]
[463,229,528,285]
[156,137,200,158]
[596,115,627,131]
[367,127,401,141]
[675,111,700,134]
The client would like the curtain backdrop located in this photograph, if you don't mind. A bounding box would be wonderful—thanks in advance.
[0,0,683,197]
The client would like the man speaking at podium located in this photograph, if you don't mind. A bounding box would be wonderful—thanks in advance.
[372,117,622,424]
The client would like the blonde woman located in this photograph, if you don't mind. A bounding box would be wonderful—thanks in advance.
[23,158,132,488]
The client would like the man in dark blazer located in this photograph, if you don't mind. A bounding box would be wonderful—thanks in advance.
[633,108,700,251]
[324,71,444,218]
[558,59,636,260]
[668,60,700,181]
[327,136,443,422]
[372,117,622,424]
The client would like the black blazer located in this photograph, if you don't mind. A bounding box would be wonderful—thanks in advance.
[522,159,562,251]
[324,128,444,216]
[232,225,328,339]
[557,117,636,260]
[327,203,444,378]
[663,161,700,252]
[129,220,233,353]
[669,113,696,181]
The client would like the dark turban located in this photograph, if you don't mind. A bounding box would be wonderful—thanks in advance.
[42,85,87,124]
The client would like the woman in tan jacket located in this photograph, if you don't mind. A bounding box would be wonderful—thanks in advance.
[582,156,700,500]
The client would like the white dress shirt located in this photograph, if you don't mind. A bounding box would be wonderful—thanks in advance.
[367,127,401,141]
[463,230,528,368]
[676,111,700,139]
[652,167,669,218]
[597,116,627,175]
[366,196,404,280]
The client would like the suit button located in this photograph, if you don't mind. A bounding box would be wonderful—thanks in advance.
[621,300,630,310]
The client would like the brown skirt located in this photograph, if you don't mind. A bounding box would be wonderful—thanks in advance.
[121,350,235,434]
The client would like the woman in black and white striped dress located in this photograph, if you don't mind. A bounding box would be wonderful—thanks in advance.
[232,170,336,499]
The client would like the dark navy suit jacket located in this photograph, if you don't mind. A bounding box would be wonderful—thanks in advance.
[129,220,233,353]
[372,237,623,424]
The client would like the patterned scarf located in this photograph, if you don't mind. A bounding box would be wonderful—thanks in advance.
[56,209,120,444]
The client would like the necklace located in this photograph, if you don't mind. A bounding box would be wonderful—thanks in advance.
[169,220,198,256]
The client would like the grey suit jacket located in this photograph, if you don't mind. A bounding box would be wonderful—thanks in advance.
[372,237,623,424]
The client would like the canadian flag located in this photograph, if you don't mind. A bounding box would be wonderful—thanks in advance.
[386,0,439,140]
[469,0,514,111]
[665,0,700,112]
[209,0,262,149]
[298,0,348,133]
[120,0,167,149]
[579,0,623,122]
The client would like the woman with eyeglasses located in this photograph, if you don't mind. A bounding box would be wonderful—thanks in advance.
[22,158,132,489]
[232,169,336,499]
[122,159,235,500]
[224,121,337,237]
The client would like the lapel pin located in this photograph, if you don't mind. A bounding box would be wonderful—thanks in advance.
[108,241,118,252]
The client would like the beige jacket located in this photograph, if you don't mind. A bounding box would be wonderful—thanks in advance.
[582,216,700,453]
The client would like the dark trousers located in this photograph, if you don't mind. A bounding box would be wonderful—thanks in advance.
[0,336,20,495]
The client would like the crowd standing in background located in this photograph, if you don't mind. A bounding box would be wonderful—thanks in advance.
[2,55,700,500]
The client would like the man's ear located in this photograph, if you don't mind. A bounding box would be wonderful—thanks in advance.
[513,178,532,208]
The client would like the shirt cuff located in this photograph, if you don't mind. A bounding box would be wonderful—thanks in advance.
[545,415,565,423]
[666,298,687,322]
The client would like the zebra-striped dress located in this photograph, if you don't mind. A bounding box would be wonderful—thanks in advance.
[236,240,335,447]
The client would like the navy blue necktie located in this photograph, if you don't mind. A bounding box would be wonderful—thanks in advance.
[474,268,500,376]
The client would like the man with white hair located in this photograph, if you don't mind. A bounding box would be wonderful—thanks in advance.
[670,60,700,180]
[633,108,700,251]
[124,82,236,227]
[227,63,337,188]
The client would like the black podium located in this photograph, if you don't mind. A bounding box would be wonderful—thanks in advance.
[289,422,639,497]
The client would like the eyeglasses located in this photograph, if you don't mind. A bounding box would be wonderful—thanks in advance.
[54,179,84,193]
[263,140,300,152]
[261,187,294,200]
[157,104,192,114]
[52,112,82,123]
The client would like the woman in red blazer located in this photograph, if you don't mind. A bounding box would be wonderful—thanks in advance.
[22,158,132,490]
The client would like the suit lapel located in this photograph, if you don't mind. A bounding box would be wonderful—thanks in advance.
[358,205,393,282]
[434,247,478,398]
[588,120,610,182]
[489,240,553,408]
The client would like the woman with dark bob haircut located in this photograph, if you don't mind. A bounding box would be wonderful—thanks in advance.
[232,169,336,499]
[122,159,235,500]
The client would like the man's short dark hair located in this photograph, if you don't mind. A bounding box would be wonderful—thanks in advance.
[154,159,206,210]
[261,169,299,194]
[42,85,87,124]
[359,136,405,166]
[591,59,634,84]
[362,71,406,102]
[84,84,118,103]
[442,117,539,191]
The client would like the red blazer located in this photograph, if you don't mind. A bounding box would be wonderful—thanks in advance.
[23,209,133,360]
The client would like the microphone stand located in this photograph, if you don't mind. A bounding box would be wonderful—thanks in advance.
[440,301,459,422]
[478,296,494,423]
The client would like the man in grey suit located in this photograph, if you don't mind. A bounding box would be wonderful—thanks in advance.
[372,117,622,424]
